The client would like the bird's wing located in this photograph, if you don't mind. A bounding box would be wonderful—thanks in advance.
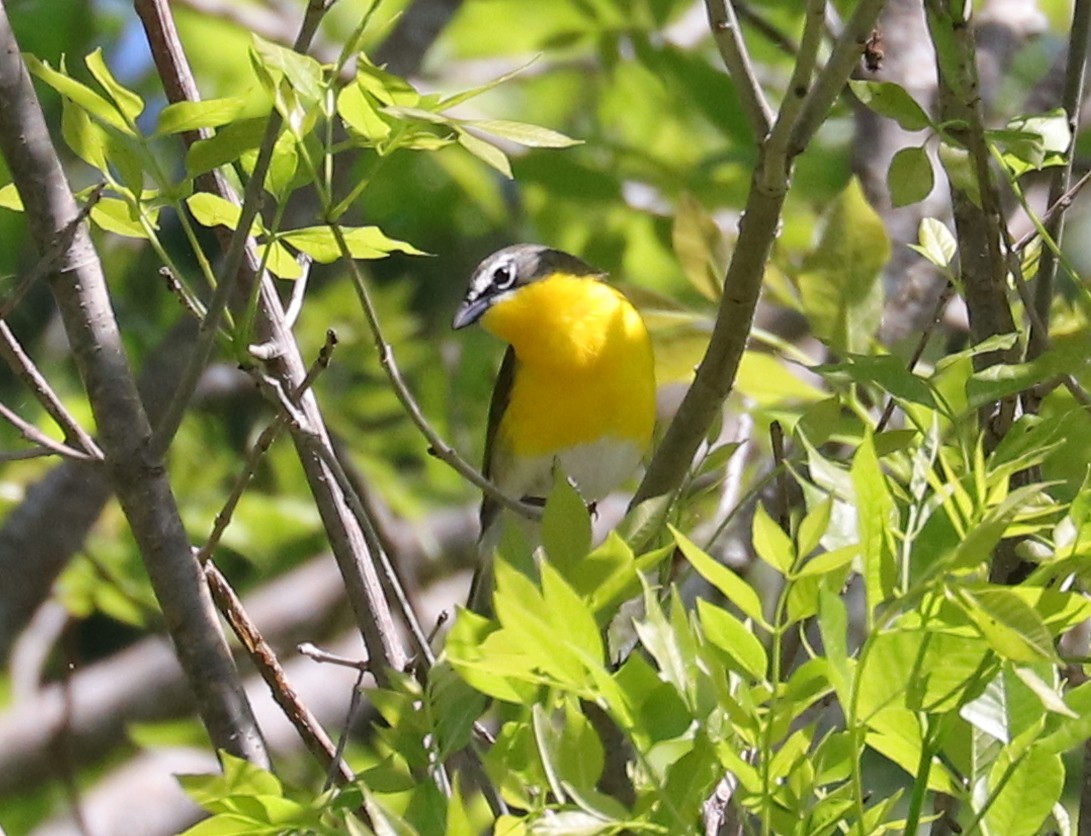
[479,345,517,534]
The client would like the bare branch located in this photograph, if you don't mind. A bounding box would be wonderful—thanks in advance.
[1029,0,1091,358]
[925,0,1019,416]
[0,396,98,460]
[144,0,334,459]
[0,0,268,767]
[703,0,774,139]
[197,331,337,564]
[0,320,103,458]
[135,0,410,682]
[791,0,891,154]
[205,561,357,787]
[635,0,886,505]
[0,182,103,321]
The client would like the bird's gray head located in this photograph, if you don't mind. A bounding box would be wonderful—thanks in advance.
[452,244,602,330]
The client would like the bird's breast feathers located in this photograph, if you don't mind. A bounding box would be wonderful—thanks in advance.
[482,271,656,464]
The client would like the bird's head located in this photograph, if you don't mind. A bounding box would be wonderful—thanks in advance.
[452,244,603,330]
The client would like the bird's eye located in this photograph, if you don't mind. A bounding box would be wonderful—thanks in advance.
[492,263,516,291]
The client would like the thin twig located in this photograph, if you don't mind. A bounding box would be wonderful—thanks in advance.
[252,365,435,664]
[703,0,774,139]
[198,330,337,564]
[204,562,358,788]
[139,0,409,690]
[325,667,366,792]
[250,257,313,360]
[327,222,543,522]
[147,0,335,459]
[636,0,886,506]
[0,400,99,461]
[875,282,955,434]
[790,0,889,154]
[159,266,207,321]
[1013,169,1091,254]
[0,320,103,459]
[1030,0,1091,360]
[0,183,104,321]
[1003,230,1091,408]
[770,421,791,533]
[298,641,371,671]
[734,2,800,56]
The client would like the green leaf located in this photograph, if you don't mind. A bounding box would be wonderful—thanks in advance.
[438,59,536,110]
[354,53,421,108]
[796,178,889,354]
[965,336,1091,411]
[155,97,248,137]
[1038,681,1091,754]
[992,109,1071,176]
[0,183,22,211]
[456,129,512,178]
[672,192,726,302]
[814,353,936,408]
[864,708,959,793]
[265,131,299,201]
[633,583,691,701]
[90,198,155,239]
[25,54,134,135]
[104,132,146,196]
[959,666,1048,744]
[697,598,767,680]
[465,119,581,148]
[177,751,282,812]
[851,433,897,615]
[848,80,932,131]
[752,502,793,574]
[983,747,1064,836]
[910,217,957,269]
[818,583,852,707]
[279,225,426,262]
[445,609,538,703]
[337,80,391,142]
[540,561,603,668]
[186,117,268,177]
[85,48,144,125]
[888,145,935,207]
[428,657,487,758]
[186,192,248,232]
[61,95,108,172]
[541,469,593,577]
[249,34,324,105]
[670,525,769,629]
[957,587,1059,664]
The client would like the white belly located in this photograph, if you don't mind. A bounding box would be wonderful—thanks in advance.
[495,437,646,505]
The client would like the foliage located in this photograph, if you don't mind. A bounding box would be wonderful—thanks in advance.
[3,0,1091,835]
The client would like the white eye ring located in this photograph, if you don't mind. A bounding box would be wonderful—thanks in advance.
[491,262,516,291]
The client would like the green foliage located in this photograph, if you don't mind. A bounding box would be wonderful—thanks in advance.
[6,2,1091,835]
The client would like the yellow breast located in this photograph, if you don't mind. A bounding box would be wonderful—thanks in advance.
[481,273,656,458]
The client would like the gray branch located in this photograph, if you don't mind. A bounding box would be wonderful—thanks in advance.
[0,0,268,767]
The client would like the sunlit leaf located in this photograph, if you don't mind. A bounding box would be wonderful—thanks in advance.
[848,80,932,131]
[796,178,889,354]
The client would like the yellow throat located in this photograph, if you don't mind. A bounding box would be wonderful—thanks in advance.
[481,272,656,458]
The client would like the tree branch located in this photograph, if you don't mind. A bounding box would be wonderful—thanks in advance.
[703,0,774,139]
[635,0,886,505]
[0,0,268,767]
[135,0,410,682]
[1029,0,1091,358]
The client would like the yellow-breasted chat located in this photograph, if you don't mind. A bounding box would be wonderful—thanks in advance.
[452,244,656,612]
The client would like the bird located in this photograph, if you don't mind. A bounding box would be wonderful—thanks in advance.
[452,244,657,613]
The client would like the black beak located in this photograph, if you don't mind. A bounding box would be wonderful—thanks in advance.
[452,295,491,330]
